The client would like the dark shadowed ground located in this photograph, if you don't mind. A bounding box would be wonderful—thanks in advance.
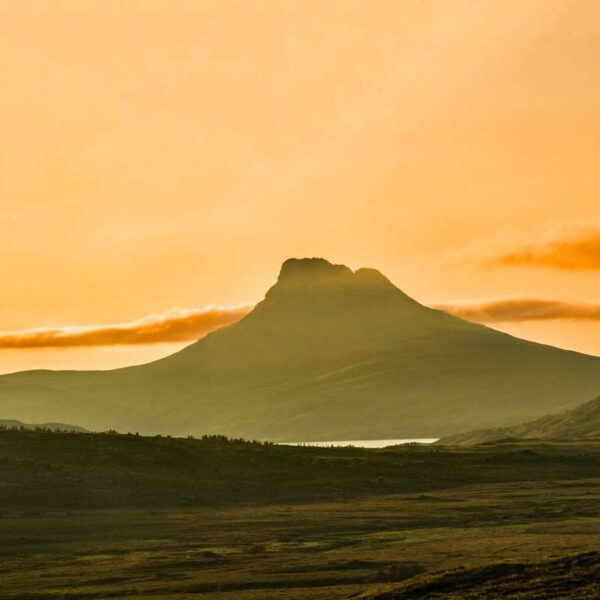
[0,430,599,599]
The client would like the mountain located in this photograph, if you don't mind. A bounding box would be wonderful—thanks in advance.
[1,257,600,441]
[0,418,86,433]
[438,396,600,445]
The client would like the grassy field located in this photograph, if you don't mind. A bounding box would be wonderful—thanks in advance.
[0,430,599,598]
[1,479,599,598]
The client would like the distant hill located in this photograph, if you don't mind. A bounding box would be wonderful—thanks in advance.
[2,258,600,441]
[0,418,86,433]
[439,396,600,445]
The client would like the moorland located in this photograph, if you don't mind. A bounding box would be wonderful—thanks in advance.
[0,428,599,599]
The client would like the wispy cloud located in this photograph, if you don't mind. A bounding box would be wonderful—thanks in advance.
[3,292,599,350]
[495,225,600,270]
[434,297,600,323]
[450,223,600,270]
[0,305,253,349]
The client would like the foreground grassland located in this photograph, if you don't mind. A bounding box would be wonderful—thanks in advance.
[359,552,600,599]
[0,430,599,598]
[1,430,600,509]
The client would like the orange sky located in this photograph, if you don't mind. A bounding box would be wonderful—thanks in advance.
[1,0,599,374]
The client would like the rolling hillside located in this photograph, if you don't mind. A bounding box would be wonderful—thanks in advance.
[439,396,600,445]
[1,258,600,441]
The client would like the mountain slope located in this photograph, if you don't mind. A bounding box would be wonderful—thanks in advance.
[2,258,600,441]
[438,396,600,445]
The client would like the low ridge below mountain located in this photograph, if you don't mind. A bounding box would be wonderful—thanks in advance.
[1,258,600,441]
[438,396,600,445]
[0,418,86,433]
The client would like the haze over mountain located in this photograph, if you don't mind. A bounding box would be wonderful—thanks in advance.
[1,258,600,441]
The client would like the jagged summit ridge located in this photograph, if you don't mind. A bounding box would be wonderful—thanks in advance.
[274,257,398,294]
[277,257,352,283]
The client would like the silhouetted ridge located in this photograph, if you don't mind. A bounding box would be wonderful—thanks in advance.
[269,257,407,302]
[279,257,352,280]
[273,257,353,291]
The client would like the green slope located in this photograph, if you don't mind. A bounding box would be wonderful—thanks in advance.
[1,257,600,440]
[439,396,600,445]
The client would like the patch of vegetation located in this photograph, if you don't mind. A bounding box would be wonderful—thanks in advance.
[357,552,600,599]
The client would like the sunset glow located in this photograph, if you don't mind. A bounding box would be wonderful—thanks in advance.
[2,0,600,373]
